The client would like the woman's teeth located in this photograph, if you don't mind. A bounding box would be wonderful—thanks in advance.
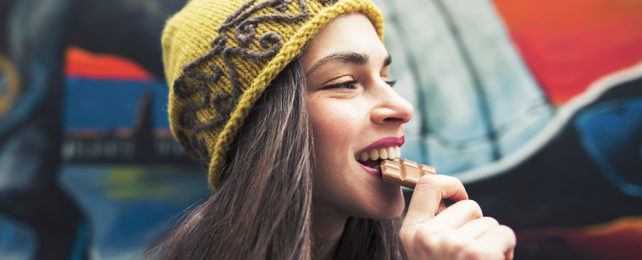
[358,146,401,161]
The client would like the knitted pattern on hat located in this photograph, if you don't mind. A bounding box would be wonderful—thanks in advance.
[162,0,383,189]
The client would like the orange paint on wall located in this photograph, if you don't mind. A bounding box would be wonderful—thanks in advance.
[64,46,153,82]
[493,0,642,105]
[518,218,642,259]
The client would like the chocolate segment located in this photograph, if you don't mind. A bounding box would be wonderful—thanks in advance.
[381,159,437,188]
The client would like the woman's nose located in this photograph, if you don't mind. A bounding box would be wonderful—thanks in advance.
[370,83,414,125]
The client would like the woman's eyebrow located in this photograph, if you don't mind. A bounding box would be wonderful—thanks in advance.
[306,51,368,74]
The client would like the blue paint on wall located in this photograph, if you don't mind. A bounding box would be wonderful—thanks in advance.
[576,97,642,198]
[64,78,170,132]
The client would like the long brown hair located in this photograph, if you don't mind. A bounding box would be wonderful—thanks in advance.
[149,59,405,259]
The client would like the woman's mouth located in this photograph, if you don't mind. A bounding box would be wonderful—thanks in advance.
[356,145,401,176]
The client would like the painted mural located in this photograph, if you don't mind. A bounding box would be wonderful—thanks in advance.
[0,0,640,259]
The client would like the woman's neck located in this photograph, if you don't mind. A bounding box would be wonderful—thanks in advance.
[312,206,348,260]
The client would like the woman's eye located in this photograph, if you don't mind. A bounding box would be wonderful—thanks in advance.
[385,80,397,88]
[323,80,358,90]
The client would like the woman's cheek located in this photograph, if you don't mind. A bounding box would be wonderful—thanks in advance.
[310,99,361,140]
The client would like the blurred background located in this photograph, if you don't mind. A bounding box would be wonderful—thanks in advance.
[0,0,640,259]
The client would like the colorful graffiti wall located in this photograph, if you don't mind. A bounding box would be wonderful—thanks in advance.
[0,0,640,259]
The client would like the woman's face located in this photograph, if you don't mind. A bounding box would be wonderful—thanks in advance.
[302,13,414,220]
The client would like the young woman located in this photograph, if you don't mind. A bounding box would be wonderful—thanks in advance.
[155,0,516,259]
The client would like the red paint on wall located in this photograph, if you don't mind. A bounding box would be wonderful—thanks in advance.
[518,218,642,259]
[494,0,642,105]
[64,46,153,82]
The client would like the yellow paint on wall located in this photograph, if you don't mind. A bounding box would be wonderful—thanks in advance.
[0,54,20,117]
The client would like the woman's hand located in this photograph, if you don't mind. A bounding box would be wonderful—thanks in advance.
[400,175,516,260]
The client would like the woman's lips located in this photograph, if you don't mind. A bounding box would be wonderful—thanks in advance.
[358,162,381,176]
[355,136,405,177]
[357,136,405,155]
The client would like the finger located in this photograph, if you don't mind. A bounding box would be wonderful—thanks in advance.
[450,217,499,239]
[506,247,514,260]
[435,200,446,215]
[456,242,505,260]
[477,225,517,259]
[405,175,468,224]
[437,218,500,259]
[431,200,483,230]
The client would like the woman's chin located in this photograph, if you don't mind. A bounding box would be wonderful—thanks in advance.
[369,206,405,220]
[367,191,406,220]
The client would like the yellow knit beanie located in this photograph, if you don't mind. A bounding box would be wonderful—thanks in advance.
[162,0,383,189]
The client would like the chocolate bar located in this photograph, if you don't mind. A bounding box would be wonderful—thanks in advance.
[380,159,436,188]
